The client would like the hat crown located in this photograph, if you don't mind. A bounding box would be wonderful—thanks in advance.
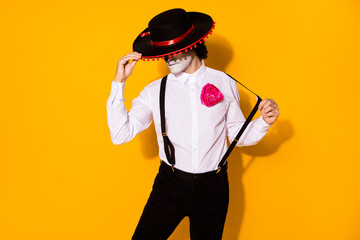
[148,8,193,43]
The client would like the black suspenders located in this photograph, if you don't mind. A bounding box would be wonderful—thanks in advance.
[159,73,262,173]
[160,75,176,171]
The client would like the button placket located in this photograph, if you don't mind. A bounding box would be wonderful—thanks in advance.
[189,76,199,172]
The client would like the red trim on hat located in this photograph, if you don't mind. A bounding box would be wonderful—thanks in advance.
[151,25,194,46]
[140,31,150,37]
[137,21,216,61]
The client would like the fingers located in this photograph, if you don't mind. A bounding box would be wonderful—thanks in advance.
[259,99,272,111]
[260,101,271,111]
[114,52,142,82]
[123,51,142,58]
[126,58,140,72]
[129,58,139,67]
[265,112,274,117]
[119,52,142,65]
[259,99,280,125]
[263,106,273,114]
[258,99,267,110]
[264,111,275,117]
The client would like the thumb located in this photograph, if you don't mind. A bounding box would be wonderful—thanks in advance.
[258,100,265,111]
[129,59,139,68]
[127,59,139,71]
[125,59,139,75]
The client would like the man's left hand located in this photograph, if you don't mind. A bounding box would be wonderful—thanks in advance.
[258,99,279,125]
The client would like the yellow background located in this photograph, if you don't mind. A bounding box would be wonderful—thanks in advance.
[1,0,360,239]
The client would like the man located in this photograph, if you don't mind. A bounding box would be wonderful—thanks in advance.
[106,8,279,240]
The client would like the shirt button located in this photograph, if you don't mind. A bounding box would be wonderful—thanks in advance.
[194,148,197,151]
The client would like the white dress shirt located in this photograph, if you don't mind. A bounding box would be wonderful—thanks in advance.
[106,60,271,173]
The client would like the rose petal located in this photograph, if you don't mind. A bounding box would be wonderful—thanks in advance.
[200,83,223,107]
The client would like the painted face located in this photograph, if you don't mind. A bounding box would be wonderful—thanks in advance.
[165,51,195,74]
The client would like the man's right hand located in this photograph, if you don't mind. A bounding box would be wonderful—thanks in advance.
[114,52,142,83]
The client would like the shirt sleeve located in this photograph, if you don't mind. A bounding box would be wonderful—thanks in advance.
[226,78,272,147]
[106,81,153,145]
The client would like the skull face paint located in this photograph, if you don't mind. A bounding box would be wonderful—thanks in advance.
[165,51,195,74]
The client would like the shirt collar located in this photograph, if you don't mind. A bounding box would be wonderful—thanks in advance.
[168,59,206,85]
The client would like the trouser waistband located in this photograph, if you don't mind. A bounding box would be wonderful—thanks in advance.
[159,160,228,182]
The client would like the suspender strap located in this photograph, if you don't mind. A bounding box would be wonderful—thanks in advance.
[216,73,262,171]
[160,75,175,170]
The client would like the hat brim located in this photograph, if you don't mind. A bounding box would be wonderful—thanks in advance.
[132,12,215,60]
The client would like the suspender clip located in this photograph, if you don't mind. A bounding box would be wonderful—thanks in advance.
[216,167,221,174]
[162,132,167,136]
[171,164,175,172]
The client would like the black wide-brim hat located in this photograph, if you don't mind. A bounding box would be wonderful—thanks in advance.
[133,8,215,61]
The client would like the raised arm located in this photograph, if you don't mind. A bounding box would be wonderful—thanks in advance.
[226,78,276,147]
[106,52,153,145]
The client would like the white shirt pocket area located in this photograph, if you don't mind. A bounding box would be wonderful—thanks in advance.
[198,97,229,129]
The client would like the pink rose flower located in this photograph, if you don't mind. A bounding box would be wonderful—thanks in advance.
[200,83,223,107]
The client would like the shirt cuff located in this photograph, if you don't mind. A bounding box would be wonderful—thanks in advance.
[111,81,125,102]
[256,115,272,131]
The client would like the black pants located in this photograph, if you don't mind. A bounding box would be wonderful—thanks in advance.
[132,161,229,240]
